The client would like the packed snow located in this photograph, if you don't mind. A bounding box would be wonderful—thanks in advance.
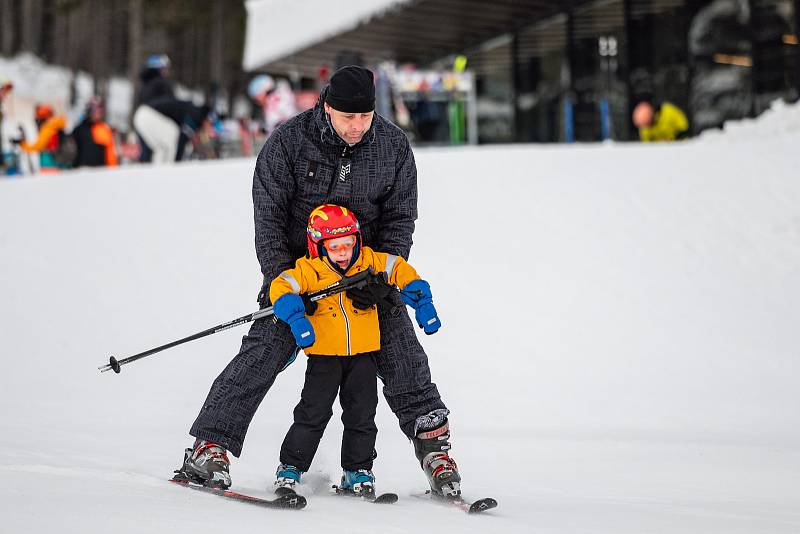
[1,131,799,533]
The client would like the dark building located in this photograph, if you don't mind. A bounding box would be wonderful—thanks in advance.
[248,0,800,143]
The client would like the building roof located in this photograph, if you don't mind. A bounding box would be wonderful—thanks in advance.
[243,0,411,72]
[243,0,580,76]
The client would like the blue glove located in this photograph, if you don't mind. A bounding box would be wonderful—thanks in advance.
[273,294,316,348]
[401,279,441,335]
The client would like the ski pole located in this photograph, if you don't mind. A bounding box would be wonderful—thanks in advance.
[98,268,382,374]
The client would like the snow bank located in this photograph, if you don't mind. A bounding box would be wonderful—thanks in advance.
[699,98,800,140]
[0,53,133,134]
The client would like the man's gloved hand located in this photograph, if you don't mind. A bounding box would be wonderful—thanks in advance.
[273,294,316,348]
[301,295,318,315]
[260,285,317,314]
[400,279,441,335]
[347,278,394,310]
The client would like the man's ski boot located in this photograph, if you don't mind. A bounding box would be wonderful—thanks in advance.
[413,419,461,498]
[339,469,376,497]
[172,439,232,490]
[274,463,302,496]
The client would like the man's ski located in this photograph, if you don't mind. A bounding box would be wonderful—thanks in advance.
[332,485,398,504]
[170,479,307,510]
[412,490,497,514]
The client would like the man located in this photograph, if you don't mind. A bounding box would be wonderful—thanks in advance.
[248,74,298,136]
[632,100,689,142]
[136,54,174,162]
[138,54,174,106]
[175,66,461,498]
[132,96,210,164]
[72,97,118,168]
[1,78,12,173]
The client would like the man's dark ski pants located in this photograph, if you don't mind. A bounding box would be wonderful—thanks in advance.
[280,353,378,472]
[190,293,446,457]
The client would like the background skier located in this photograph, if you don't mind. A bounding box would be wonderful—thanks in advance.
[136,54,175,162]
[0,78,12,173]
[17,104,70,172]
[132,95,211,164]
[72,97,118,168]
[632,100,690,142]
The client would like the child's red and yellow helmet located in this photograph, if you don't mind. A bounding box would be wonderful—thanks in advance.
[306,204,361,259]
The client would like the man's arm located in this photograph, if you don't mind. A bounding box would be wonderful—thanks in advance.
[253,132,296,287]
[377,137,418,259]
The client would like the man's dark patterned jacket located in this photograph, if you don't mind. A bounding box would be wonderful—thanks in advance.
[253,86,418,291]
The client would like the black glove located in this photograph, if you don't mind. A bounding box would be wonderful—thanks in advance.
[301,294,318,315]
[258,287,317,315]
[347,280,394,310]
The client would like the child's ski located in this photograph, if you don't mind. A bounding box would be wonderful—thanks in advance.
[412,490,497,514]
[332,485,399,504]
[170,479,307,510]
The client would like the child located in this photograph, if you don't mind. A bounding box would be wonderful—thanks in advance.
[270,203,441,497]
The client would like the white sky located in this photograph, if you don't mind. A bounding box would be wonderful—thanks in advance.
[243,0,410,71]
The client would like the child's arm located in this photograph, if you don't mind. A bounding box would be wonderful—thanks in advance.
[269,262,310,304]
[269,262,315,348]
[384,256,421,289]
[370,249,442,335]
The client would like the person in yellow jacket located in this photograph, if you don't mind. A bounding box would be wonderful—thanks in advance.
[19,104,69,172]
[268,204,441,496]
[632,100,689,142]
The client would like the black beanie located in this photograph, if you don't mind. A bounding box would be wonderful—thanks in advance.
[325,66,375,113]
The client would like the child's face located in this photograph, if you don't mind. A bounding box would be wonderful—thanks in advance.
[324,235,356,269]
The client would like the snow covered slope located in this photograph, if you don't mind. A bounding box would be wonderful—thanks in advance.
[1,136,799,533]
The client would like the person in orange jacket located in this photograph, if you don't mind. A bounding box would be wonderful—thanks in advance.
[19,104,69,172]
[267,204,441,497]
[72,97,118,168]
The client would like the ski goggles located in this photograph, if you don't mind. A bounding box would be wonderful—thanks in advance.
[323,235,357,253]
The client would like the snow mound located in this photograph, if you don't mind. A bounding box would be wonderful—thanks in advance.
[699,98,800,140]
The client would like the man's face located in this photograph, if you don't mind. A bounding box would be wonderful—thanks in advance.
[90,105,104,122]
[325,103,373,145]
[323,235,356,270]
[632,102,654,129]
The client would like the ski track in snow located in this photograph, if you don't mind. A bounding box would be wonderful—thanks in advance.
[1,132,800,533]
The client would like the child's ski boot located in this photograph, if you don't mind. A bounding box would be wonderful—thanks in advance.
[274,463,302,496]
[340,469,376,498]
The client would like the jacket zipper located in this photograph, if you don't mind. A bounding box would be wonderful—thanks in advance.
[326,145,352,200]
[323,260,352,355]
[338,292,352,355]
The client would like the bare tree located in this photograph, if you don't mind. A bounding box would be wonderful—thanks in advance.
[0,0,17,56]
[209,0,225,86]
[128,0,144,114]
[21,0,45,54]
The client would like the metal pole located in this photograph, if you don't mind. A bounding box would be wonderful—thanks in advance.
[747,0,760,117]
[795,0,800,98]
[511,31,521,142]
[98,268,382,374]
